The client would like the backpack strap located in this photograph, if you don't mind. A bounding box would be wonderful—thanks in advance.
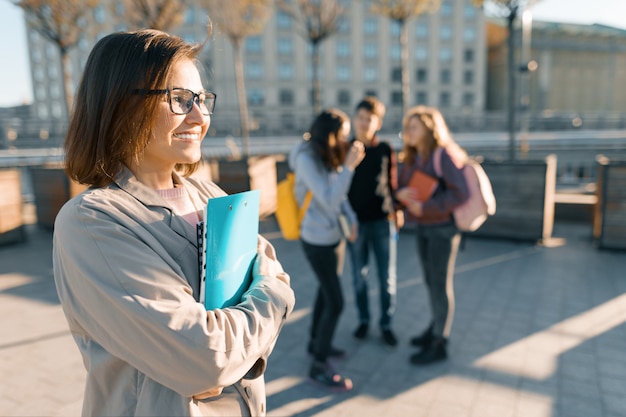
[432,146,444,178]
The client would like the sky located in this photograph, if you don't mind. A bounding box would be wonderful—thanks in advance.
[1,0,626,108]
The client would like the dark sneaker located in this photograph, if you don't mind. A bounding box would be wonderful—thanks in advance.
[381,329,398,347]
[410,340,447,365]
[353,324,368,339]
[410,324,434,347]
[309,361,353,392]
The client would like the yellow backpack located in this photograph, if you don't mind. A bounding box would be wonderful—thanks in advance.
[275,172,312,240]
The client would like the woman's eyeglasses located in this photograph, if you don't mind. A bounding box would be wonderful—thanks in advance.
[135,88,216,115]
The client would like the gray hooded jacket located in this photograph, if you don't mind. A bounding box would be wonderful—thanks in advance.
[288,141,357,245]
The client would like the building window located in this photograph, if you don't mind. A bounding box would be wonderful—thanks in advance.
[365,90,377,97]
[248,89,265,106]
[464,48,474,63]
[390,44,401,60]
[391,91,403,106]
[439,47,452,62]
[415,24,428,39]
[336,65,351,81]
[277,37,292,55]
[464,4,477,19]
[440,1,452,17]
[440,24,452,40]
[308,66,325,81]
[440,69,451,84]
[416,68,427,83]
[37,104,49,119]
[364,17,377,34]
[93,6,106,24]
[415,46,428,61]
[364,67,378,81]
[276,12,291,29]
[440,92,451,107]
[52,102,63,118]
[278,63,294,80]
[246,37,262,53]
[338,90,351,106]
[464,70,474,85]
[416,91,428,105]
[364,42,377,59]
[390,20,401,37]
[463,27,476,42]
[463,92,474,107]
[115,1,125,16]
[336,40,350,58]
[245,62,263,79]
[337,17,350,34]
[279,89,294,105]
[391,67,402,82]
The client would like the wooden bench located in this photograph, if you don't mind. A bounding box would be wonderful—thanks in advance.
[595,156,626,250]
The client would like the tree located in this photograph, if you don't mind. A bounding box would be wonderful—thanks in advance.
[11,0,99,121]
[277,0,345,117]
[473,0,541,160]
[370,0,441,117]
[119,0,189,31]
[201,0,273,156]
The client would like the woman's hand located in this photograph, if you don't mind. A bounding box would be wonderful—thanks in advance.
[344,141,365,171]
[348,223,358,242]
[406,201,423,217]
[395,187,417,205]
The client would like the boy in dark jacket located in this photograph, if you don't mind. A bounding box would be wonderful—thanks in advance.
[347,96,402,346]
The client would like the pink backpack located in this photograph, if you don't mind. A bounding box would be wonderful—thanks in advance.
[433,147,496,232]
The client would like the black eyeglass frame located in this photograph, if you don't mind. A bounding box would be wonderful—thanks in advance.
[134,88,217,115]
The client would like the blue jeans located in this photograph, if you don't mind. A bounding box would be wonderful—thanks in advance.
[347,218,397,329]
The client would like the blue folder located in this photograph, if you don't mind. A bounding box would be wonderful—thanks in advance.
[199,190,260,309]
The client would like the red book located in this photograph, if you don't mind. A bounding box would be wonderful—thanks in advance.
[408,170,439,202]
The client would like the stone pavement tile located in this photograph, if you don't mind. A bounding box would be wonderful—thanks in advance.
[514,392,553,417]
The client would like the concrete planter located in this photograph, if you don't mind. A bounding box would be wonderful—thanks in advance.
[471,154,557,243]
[212,156,277,218]
[0,168,27,245]
[29,165,88,229]
[595,157,626,250]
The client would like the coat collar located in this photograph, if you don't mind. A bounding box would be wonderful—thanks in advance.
[112,166,202,245]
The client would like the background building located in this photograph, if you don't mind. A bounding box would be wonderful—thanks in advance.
[487,18,626,130]
[23,0,486,140]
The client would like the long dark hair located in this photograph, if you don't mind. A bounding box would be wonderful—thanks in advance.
[307,108,350,170]
[64,29,205,187]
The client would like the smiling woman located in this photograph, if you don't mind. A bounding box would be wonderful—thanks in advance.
[52,29,295,417]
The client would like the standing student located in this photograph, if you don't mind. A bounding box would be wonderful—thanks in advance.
[396,106,469,365]
[347,96,402,347]
[289,109,365,391]
[53,29,295,416]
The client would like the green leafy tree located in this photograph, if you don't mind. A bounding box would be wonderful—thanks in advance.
[370,0,441,116]
[473,0,541,160]
[11,0,99,121]
[276,0,345,116]
[201,0,273,156]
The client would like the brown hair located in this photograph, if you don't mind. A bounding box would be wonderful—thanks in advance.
[307,108,351,170]
[355,96,386,120]
[64,29,205,187]
[400,105,465,166]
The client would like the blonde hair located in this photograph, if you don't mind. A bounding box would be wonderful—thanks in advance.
[400,106,466,166]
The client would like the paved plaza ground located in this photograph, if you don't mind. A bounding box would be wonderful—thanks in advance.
[1,216,625,417]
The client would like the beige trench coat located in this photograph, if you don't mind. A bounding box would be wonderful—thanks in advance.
[53,168,295,416]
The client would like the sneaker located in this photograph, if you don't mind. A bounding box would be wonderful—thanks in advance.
[353,324,368,339]
[410,324,434,348]
[381,329,398,347]
[309,361,353,392]
[410,340,447,365]
[307,342,347,359]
